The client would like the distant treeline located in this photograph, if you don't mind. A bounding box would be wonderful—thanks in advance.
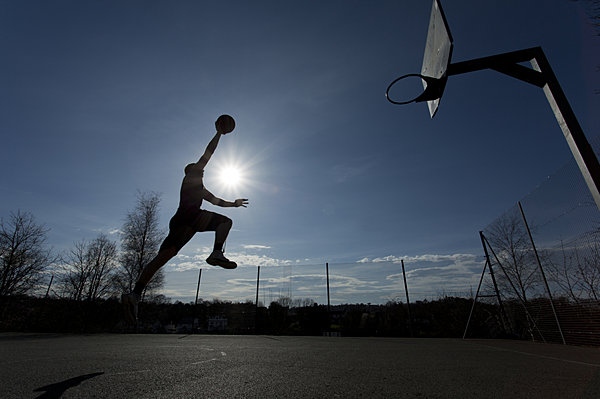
[0,295,508,338]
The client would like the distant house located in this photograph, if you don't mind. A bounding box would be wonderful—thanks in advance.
[208,316,227,332]
[177,318,196,334]
[164,323,177,334]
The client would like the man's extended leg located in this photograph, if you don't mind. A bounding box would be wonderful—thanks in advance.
[122,247,178,325]
[134,246,179,295]
[122,227,193,324]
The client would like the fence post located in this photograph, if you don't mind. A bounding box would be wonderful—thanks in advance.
[195,269,202,305]
[255,266,261,334]
[480,231,510,334]
[463,259,488,339]
[45,275,54,298]
[401,260,413,337]
[326,262,331,313]
[518,201,566,344]
[255,266,261,307]
[482,233,547,342]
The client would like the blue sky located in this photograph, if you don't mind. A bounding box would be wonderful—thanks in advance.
[2,0,599,303]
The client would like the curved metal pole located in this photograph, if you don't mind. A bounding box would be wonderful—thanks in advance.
[446,47,600,211]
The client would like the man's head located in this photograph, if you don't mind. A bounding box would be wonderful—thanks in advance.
[185,163,204,176]
[215,114,235,134]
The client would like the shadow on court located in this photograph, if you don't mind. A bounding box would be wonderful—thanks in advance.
[1,333,599,398]
[33,372,104,399]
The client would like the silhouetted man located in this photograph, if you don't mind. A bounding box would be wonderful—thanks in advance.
[122,115,247,324]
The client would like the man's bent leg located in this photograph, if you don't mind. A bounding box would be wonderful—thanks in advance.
[190,211,236,269]
[214,217,233,252]
[206,217,237,269]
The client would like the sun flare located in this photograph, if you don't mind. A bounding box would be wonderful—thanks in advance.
[219,166,242,188]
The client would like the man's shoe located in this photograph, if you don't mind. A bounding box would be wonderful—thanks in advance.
[206,250,237,269]
[121,292,139,325]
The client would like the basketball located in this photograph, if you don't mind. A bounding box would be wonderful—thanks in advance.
[216,114,236,134]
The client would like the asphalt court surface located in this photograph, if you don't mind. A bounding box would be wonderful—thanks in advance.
[1,333,600,398]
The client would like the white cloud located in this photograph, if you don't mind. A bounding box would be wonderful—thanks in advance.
[243,244,272,250]
[167,250,295,272]
[380,253,482,296]
[233,253,294,267]
[404,254,477,263]
[358,253,477,264]
[169,261,200,272]
[329,158,375,183]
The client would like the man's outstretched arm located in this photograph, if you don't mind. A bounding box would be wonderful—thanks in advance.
[195,116,236,170]
[203,188,248,208]
[196,131,221,170]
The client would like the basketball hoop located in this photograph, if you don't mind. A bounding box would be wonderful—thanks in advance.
[385,74,447,105]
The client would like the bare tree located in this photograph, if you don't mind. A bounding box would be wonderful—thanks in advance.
[571,0,600,93]
[60,240,90,300]
[544,240,584,303]
[574,0,600,34]
[117,191,165,299]
[60,234,118,301]
[86,235,118,300]
[576,240,600,300]
[276,296,292,307]
[292,298,316,308]
[485,209,538,301]
[0,211,54,296]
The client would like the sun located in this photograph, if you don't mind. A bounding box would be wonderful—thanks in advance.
[219,165,242,188]
[209,150,253,195]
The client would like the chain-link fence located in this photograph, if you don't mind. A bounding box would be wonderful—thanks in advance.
[181,257,484,308]
[478,138,600,345]
[171,259,489,337]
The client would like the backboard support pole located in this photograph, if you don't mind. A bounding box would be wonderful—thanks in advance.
[445,47,600,211]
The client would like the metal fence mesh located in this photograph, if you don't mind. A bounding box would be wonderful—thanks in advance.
[206,260,477,308]
[480,137,600,345]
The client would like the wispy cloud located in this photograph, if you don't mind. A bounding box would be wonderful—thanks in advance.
[243,244,271,250]
[358,253,476,264]
[380,253,483,297]
[167,249,295,272]
[329,157,376,183]
[90,227,122,236]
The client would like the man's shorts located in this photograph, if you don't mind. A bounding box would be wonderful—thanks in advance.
[159,209,231,252]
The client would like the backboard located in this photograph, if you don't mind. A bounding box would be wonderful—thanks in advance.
[421,0,454,118]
